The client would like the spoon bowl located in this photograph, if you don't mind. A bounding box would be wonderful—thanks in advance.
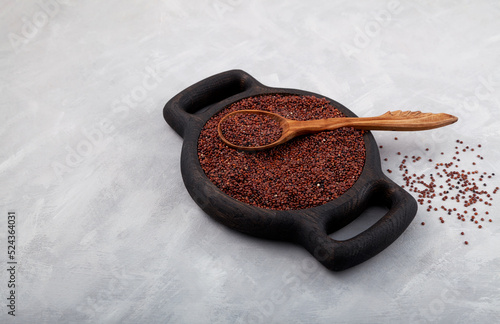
[217,109,291,150]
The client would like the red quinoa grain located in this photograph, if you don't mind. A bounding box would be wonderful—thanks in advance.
[198,94,366,210]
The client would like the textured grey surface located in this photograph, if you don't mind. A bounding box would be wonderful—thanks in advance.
[1,0,500,323]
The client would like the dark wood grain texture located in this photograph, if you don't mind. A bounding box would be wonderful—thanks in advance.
[163,69,418,271]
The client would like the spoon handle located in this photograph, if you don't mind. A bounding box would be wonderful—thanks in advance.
[290,110,458,134]
[344,110,458,131]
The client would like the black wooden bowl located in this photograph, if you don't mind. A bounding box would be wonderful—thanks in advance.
[163,70,417,271]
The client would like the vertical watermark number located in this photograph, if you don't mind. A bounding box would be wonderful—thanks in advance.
[6,211,17,317]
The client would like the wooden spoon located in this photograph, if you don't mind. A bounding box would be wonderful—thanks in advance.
[218,109,458,151]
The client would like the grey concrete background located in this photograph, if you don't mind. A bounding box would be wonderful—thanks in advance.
[1,0,499,323]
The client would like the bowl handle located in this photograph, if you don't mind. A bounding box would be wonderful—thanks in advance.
[163,69,262,138]
[301,176,417,271]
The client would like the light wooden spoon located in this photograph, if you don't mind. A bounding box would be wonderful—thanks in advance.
[217,109,458,151]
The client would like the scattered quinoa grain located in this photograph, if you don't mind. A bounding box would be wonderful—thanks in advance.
[382,138,495,245]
